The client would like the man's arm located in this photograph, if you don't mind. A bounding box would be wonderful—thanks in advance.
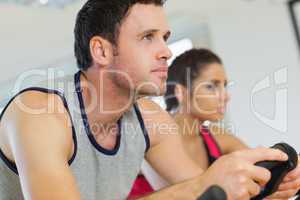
[137,98,203,184]
[138,176,206,200]
[2,91,81,200]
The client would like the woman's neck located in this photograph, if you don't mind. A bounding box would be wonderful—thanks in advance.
[173,111,203,139]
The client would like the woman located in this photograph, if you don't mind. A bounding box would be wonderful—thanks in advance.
[164,48,247,169]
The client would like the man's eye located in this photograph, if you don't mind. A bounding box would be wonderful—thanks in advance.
[143,34,154,41]
[163,35,169,42]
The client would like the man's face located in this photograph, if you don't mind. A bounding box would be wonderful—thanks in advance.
[111,3,172,96]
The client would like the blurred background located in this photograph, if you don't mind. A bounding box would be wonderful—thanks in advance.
[0,0,300,149]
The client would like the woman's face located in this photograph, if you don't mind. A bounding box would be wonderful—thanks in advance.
[188,63,230,122]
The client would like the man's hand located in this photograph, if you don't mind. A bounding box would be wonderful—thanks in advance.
[196,147,288,200]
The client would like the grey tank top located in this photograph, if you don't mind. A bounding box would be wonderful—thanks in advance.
[0,71,150,200]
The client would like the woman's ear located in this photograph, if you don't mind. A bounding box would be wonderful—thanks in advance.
[89,36,114,67]
[174,84,186,104]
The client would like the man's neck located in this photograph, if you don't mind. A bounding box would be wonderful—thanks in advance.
[80,69,135,127]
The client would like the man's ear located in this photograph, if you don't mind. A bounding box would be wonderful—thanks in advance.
[89,36,114,66]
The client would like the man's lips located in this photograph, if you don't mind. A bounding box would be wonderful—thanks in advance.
[151,67,168,72]
[151,67,168,78]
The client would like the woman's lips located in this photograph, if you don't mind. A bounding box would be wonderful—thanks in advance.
[217,107,226,114]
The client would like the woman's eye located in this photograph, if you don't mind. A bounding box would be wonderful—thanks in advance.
[224,82,228,89]
[206,84,216,90]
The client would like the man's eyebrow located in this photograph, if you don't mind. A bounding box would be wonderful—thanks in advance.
[138,29,171,38]
[138,29,159,37]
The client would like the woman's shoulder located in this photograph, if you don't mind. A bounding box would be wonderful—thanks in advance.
[208,124,229,136]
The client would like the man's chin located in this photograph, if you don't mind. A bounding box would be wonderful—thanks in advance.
[138,87,166,97]
[135,81,165,95]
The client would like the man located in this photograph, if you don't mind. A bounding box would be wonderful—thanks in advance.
[0,0,299,199]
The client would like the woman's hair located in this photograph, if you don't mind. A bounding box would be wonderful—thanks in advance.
[164,48,223,112]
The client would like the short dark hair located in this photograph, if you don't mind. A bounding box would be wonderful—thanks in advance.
[164,48,223,112]
[74,0,166,70]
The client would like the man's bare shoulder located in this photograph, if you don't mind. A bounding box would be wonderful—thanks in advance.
[137,98,179,146]
[0,90,73,163]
